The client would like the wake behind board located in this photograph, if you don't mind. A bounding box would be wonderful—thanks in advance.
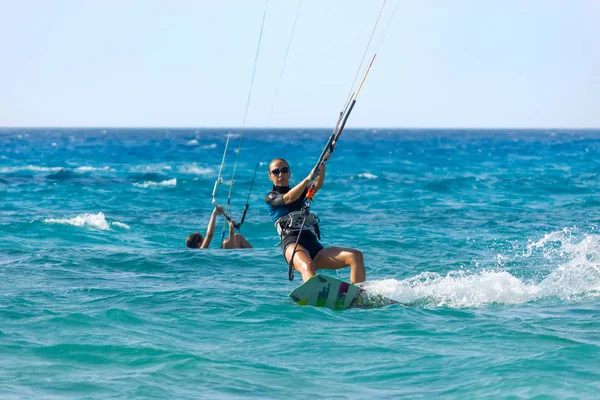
[289,274,397,310]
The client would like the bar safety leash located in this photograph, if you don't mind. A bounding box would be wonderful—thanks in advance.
[212,130,231,207]
[267,0,302,127]
[211,131,238,227]
[221,0,269,243]
[237,158,260,229]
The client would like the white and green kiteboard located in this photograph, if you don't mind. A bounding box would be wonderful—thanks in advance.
[289,274,397,310]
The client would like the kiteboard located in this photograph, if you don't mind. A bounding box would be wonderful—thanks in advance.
[288,274,397,310]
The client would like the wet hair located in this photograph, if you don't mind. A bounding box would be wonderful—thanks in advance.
[186,232,204,248]
[269,158,289,171]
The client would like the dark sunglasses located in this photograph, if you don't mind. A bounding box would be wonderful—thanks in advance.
[270,167,290,176]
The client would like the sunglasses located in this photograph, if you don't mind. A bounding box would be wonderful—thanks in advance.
[270,167,290,176]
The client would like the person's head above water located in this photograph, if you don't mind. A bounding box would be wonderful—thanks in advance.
[268,158,290,187]
[186,232,204,248]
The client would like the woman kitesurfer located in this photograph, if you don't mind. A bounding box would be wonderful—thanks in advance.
[186,205,252,249]
[265,156,366,283]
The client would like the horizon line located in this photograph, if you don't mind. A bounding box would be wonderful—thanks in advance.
[1,126,599,131]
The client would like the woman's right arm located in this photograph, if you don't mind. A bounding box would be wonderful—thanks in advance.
[200,206,223,249]
[282,175,311,204]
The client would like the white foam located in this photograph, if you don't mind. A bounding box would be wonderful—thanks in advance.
[0,165,63,173]
[201,143,217,149]
[75,166,114,173]
[133,178,177,188]
[43,212,126,231]
[0,165,115,173]
[358,172,378,180]
[129,165,172,173]
[186,139,198,145]
[111,221,130,229]
[178,164,214,175]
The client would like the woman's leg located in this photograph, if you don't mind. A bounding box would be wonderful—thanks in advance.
[313,247,366,284]
[284,244,316,282]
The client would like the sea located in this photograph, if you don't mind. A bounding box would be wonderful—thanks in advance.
[2,128,600,399]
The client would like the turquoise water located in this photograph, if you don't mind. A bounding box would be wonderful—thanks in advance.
[2,128,600,398]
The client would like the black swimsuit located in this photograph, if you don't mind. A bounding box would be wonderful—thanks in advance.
[265,185,324,259]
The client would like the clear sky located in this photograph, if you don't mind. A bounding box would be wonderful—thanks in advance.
[1,0,598,129]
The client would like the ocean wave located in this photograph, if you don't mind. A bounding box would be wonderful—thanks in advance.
[75,166,114,173]
[0,165,63,173]
[178,164,214,175]
[201,143,217,149]
[1,165,115,175]
[130,172,170,183]
[129,165,173,174]
[43,212,129,231]
[133,178,177,188]
[358,172,378,180]
[186,139,198,146]
[111,221,131,229]
[46,169,77,180]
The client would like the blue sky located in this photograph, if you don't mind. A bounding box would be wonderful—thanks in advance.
[1,0,598,128]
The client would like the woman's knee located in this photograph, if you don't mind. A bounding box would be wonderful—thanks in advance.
[293,256,316,275]
[305,262,316,275]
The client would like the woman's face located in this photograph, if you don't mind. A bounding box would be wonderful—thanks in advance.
[268,159,291,187]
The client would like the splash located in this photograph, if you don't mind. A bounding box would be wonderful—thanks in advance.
[524,228,571,256]
[43,212,129,231]
[364,270,539,308]
[364,229,600,308]
[532,229,600,299]
[133,178,177,188]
